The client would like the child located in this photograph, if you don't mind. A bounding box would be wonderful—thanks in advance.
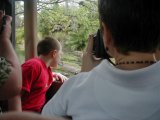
[21,37,62,113]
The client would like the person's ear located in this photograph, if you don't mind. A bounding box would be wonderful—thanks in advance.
[102,22,112,49]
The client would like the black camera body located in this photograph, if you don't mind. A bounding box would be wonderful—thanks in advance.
[0,0,12,16]
[93,29,111,59]
[0,0,12,34]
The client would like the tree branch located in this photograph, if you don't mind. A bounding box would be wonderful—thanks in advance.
[37,0,65,5]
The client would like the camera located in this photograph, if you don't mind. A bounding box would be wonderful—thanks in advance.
[92,29,111,59]
[0,0,12,16]
[0,0,12,34]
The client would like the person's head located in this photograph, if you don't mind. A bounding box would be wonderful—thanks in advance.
[37,36,62,68]
[98,0,160,56]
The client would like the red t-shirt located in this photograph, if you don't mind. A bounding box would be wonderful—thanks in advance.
[21,58,53,113]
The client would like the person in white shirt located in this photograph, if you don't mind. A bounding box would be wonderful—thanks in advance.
[42,0,160,120]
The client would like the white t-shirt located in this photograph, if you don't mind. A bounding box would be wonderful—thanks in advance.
[42,60,160,120]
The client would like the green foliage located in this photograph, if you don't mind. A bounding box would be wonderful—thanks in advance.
[38,0,100,51]
[55,51,81,77]
[16,27,24,45]
[38,5,69,36]
[62,52,81,67]
[16,48,25,64]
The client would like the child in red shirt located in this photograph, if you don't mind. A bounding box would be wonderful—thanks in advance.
[21,37,62,113]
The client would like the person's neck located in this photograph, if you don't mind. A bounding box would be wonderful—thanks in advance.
[155,50,160,60]
[38,55,51,67]
[115,52,157,70]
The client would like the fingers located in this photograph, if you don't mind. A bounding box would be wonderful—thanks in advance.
[0,15,12,38]
[53,73,65,83]
[0,10,12,22]
[0,11,4,30]
[0,11,3,19]
[58,76,64,83]
[81,34,102,72]
[5,15,12,25]
[86,34,94,54]
[82,34,95,62]
[0,11,12,34]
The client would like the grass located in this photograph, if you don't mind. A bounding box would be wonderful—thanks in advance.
[62,52,82,68]
[16,48,25,64]
[55,52,82,78]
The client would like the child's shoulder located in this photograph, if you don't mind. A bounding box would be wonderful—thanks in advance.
[22,58,43,68]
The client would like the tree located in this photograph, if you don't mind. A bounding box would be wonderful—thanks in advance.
[15,1,24,46]
[38,0,99,51]
[15,0,99,51]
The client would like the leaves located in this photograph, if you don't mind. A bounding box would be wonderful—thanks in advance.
[38,0,99,51]
[15,0,100,51]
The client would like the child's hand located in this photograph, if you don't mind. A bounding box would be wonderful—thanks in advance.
[53,72,68,83]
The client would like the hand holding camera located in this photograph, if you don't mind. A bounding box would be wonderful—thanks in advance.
[0,0,12,38]
[81,35,102,72]
[0,15,7,34]
[81,29,115,72]
[0,11,12,40]
[92,29,111,59]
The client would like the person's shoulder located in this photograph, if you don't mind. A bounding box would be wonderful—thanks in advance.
[58,61,109,93]
[61,72,92,89]
[52,73,90,99]
[66,61,109,86]
[21,58,42,69]
[68,72,89,82]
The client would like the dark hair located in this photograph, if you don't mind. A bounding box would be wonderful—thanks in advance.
[98,0,160,54]
[37,37,61,56]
